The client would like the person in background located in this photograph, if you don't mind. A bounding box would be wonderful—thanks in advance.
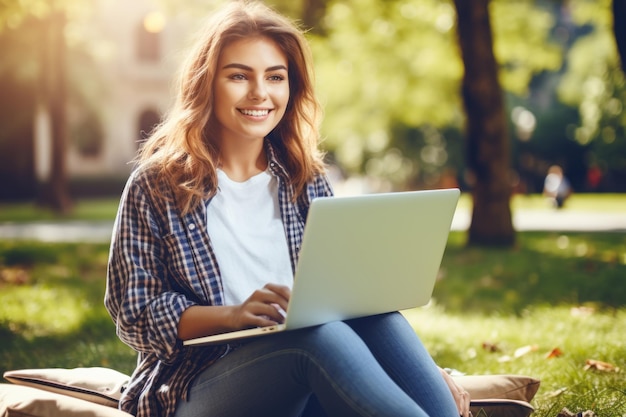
[105,2,470,416]
[586,163,603,191]
[543,165,572,208]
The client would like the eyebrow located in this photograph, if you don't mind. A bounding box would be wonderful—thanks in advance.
[222,63,287,72]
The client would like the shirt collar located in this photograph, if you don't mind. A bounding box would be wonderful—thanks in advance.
[264,139,290,180]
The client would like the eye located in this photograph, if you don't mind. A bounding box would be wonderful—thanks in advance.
[267,74,286,82]
[229,73,247,81]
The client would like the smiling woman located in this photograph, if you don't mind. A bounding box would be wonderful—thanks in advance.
[103,2,466,417]
[212,36,290,181]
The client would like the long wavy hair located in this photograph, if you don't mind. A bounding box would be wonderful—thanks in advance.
[136,0,325,214]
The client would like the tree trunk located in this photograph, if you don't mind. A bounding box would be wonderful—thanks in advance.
[615,0,626,71]
[453,0,515,247]
[37,11,72,214]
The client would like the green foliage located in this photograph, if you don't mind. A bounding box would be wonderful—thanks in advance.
[491,1,563,95]
[309,0,461,175]
[308,0,562,189]
[556,0,626,177]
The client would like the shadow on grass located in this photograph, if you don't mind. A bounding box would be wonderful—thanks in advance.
[434,231,626,314]
[0,241,136,376]
[0,314,136,376]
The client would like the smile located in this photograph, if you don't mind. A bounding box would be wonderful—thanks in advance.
[239,109,271,117]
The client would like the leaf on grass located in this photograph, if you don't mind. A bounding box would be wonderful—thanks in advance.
[481,341,500,352]
[497,344,539,362]
[514,344,538,358]
[584,359,620,372]
[545,387,568,398]
[546,347,564,359]
[0,267,30,285]
[570,306,595,317]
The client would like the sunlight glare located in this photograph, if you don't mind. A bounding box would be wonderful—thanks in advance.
[556,235,569,250]
[144,11,166,34]
[575,243,588,257]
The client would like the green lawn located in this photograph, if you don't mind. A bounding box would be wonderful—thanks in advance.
[0,192,624,222]
[0,198,121,223]
[0,195,625,416]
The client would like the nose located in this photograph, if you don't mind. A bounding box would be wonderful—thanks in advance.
[248,79,268,101]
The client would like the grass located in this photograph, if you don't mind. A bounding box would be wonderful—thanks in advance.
[0,242,135,374]
[0,198,120,223]
[505,193,626,213]
[0,195,625,416]
[421,231,626,416]
[0,192,624,222]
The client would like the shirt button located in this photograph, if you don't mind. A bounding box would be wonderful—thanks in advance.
[189,223,196,230]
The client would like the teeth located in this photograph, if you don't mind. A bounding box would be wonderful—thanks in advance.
[240,109,269,117]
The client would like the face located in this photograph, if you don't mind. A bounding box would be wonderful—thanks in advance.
[213,36,290,146]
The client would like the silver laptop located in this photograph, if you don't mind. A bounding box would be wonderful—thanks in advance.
[183,188,460,347]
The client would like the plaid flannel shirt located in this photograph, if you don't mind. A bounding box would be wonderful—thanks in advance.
[105,143,334,417]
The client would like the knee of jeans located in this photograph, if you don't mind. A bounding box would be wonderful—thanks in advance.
[294,321,366,354]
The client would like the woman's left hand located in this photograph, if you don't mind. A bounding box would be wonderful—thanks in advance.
[438,367,471,417]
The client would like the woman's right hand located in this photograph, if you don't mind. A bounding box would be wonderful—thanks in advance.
[178,283,290,341]
[231,283,291,330]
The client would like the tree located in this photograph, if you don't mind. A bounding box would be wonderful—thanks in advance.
[37,10,72,213]
[0,2,74,212]
[452,0,515,246]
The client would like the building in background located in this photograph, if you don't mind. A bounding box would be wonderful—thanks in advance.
[63,0,189,182]
[0,0,223,200]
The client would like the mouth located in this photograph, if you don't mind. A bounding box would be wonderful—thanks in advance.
[238,109,271,117]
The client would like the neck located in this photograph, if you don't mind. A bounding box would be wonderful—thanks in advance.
[218,142,267,182]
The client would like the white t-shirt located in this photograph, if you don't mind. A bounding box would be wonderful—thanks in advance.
[206,169,293,306]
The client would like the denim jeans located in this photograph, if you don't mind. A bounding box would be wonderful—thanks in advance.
[174,312,459,417]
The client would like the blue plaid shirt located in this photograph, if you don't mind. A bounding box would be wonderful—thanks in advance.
[105,144,333,417]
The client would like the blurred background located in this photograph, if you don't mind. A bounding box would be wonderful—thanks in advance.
[0,0,624,205]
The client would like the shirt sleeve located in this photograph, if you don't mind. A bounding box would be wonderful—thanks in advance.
[105,174,195,365]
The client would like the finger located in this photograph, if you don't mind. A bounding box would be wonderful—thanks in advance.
[438,368,467,415]
[248,313,284,328]
[246,300,287,324]
[270,303,287,321]
[452,387,468,416]
[264,283,291,302]
[263,283,291,311]
[461,391,471,417]
[236,305,282,329]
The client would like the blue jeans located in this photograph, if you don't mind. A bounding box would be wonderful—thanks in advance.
[174,312,459,417]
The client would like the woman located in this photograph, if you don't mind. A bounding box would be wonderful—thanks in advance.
[105,1,469,416]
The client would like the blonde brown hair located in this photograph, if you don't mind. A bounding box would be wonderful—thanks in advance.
[137,0,325,214]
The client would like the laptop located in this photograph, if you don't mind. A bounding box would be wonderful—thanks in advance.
[183,188,460,347]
